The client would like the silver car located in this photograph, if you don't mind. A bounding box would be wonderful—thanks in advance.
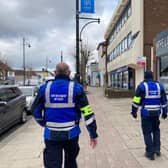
[19,86,38,114]
[0,85,27,134]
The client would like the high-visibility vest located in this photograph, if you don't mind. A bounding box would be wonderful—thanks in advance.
[44,80,81,140]
[141,82,162,116]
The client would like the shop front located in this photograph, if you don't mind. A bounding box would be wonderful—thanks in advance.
[156,28,168,94]
[110,66,135,90]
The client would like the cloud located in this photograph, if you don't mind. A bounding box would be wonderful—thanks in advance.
[0,0,119,73]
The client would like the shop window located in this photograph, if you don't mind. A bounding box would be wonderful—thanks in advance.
[123,71,129,89]
[118,72,122,88]
[114,73,118,88]
[160,55,168,76]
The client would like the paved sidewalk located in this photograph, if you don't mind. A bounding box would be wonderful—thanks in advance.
[0,87,168,168]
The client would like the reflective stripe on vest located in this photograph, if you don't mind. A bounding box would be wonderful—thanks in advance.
[162,104,167,108]
[144,105,161,111]
[143,82,161,99]
[45,81,75,108]
[46,121,75,128]
[46,121,76,131]
[132,102,139,108]
[47,126,75,131]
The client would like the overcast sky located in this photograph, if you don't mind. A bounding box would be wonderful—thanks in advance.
[0,0,119,73]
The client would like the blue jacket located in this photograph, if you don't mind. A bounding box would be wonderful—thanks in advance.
[132,80,167,117]
[32,74,98,141]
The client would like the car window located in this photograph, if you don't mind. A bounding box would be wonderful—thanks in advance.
[0,89,9,102]
[6,88,19,101]
[15,87,22,96]
[0,88,15,102]
[20,87,34,96]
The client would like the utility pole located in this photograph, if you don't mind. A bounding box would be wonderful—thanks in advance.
[76,0,80,82]
[22,37,31,86]
[61,50,63,62]
[23,37,26,86]
[105,40,108,87]
[46,56,48,70]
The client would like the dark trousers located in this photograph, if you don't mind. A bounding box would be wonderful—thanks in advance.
[141,116,160,155]
[43,137,80,168]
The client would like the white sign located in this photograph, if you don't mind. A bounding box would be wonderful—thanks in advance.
[136,56,146,67]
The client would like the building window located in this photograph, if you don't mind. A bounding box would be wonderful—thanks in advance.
[108,0,132,44]
[160,55,168,77]
[107,55,110,62]
[110,67,133,90]
[123,71,129,89]
[127,32,132,48]
[121,40,124,53]
[114,73,118,88]
[159,55,168,94]
[118,72,123,88]
[124,37,128,51]
[108,32,132,62]
[128,5,131,17]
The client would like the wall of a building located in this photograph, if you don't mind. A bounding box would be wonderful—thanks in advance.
[132,0,144,87]
[144,0,168,71]
[90,63,99,87]
[98,45,106,87]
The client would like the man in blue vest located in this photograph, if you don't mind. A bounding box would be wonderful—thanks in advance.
[32,62,98,168]
[131,70,167,160]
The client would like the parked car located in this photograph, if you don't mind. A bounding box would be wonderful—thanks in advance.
[19,86,38,114]
[0,85,27,135]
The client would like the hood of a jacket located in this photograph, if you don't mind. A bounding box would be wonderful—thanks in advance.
[144,70,153,81]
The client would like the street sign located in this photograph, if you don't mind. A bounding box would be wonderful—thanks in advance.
[80,0,95,13]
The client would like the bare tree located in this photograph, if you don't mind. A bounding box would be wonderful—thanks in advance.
[67,44,92,86]
[80,45,91,89]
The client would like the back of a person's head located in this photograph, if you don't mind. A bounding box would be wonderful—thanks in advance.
[144,70,153,80]
[55,62,71,76]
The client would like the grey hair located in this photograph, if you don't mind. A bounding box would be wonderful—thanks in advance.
[55,62,70,75]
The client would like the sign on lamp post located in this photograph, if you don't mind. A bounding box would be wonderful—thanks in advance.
[80,0,95,13]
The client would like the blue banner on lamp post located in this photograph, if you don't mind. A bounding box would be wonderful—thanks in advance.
[80,0,95,13]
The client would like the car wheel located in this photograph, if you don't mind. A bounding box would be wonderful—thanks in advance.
[20,109,27,123]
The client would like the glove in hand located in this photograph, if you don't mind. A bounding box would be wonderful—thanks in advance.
[131,112,137,119]
[162,113,167,119]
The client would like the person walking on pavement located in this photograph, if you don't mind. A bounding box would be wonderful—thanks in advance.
[131,70,167,160]
[32,62,98,168]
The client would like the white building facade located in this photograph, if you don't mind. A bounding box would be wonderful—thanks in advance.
[104,0,168,92]
[105,0,144,90]
[97,42,106,87]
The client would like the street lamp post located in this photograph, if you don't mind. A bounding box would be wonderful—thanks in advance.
[23,37,31,86]
[79,20,100,58]
[79,19,100,85]
[79,19,100,42]
[75,0,100,82]
[46,56,49,70]
[76,0,80,82]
